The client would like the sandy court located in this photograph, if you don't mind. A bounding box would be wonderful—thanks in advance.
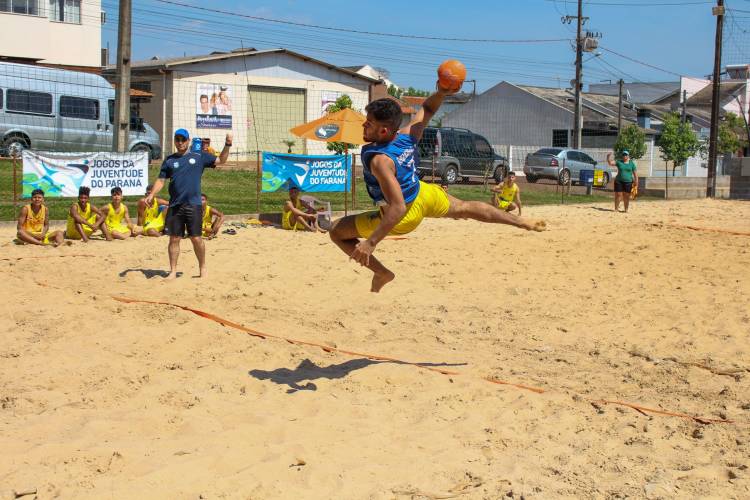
[1,199,749,499]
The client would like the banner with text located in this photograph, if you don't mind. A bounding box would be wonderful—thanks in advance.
[261,152,350,193]
[22,151,149,198]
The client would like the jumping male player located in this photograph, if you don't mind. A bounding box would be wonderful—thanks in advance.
[329,82,545,292]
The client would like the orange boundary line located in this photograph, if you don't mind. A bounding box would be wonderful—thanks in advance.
[667,224,750,237]
[111,295,734,425]
[2,254,96,262]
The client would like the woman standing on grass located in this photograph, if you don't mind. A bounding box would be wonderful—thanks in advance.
[607,150,638,213]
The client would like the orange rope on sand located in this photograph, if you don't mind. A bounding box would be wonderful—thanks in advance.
[111,296,461,377]
[667,224,750,237]
[2,254,96,262]
[112,296,734,425]
[592,400,731,424]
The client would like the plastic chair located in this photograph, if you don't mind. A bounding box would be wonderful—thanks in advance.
[300,195,332,230]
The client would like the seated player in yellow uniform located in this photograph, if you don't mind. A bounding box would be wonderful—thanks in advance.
[100,187,137,240]
[200,193,225,239]
[490,171,522,215]
[16,188,65,246]
[282,186,323,232]
[65,186,105,243]
[329,73,545,292]
[137,184,168,237]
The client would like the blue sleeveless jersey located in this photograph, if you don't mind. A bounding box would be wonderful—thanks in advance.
[361,133,420,204]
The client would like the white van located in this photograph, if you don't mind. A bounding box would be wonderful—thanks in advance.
[0,62,161,159]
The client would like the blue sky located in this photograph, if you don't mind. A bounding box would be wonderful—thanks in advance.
[101,0,725,92]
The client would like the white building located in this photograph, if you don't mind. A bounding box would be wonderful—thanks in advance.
[105,48,381,158]
[0,0,102,68]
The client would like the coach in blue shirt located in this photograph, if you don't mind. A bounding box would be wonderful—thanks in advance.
[145,128,232,279]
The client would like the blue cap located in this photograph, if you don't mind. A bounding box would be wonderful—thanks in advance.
[174,128,190,140]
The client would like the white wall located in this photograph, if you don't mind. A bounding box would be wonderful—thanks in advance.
[0,1,101,67]
[158,54,370,158]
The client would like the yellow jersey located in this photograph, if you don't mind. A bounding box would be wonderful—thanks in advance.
[22,204,46,234]
[66,202,96,237]
[105,203,128,230]
[143,198,160,223]
[498,183,518,202]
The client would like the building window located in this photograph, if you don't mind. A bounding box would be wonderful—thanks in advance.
[7,89,52,115]
[131,81,152,93]
[60,96,99,120]
[0,89,3,109]
[48,0,79,23]
[0,0,40,15]
[552,129,568,148]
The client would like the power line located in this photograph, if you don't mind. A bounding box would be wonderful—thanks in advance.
[152,0,571,43]
[544,0,712,5]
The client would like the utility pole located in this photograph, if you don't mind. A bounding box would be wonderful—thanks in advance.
[573,0,584,149]
[113,0,132,153]
[617,79,624,133]
[707,0,724,198]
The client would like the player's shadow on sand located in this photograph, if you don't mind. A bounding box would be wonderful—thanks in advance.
[249,358,466,393]
[590,207,616,212]
[118,268,182,279]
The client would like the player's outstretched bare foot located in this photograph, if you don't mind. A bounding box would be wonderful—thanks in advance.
[371,269,395,293]
[521,219,547,232]
[199,267,207,278]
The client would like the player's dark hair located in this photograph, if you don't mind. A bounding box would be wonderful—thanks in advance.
[365,98,402,132]
[31,188,44,197]
[78,186,90,197]
[508,171,516,177]
[201,193,208,199]
[111,187,122,195]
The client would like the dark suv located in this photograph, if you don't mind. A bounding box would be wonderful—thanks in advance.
[416,127,507,184]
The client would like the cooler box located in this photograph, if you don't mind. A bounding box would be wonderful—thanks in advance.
[579,169,594,185]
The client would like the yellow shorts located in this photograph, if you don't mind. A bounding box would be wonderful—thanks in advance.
[143,218,165,234]
[27,232,52,245]
[497,199,511,210]
[281,211,305,231]
[65,223,95,240]
[354,181,450,238]
[106,223,131,235]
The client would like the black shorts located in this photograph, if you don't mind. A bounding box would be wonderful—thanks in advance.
[614,180,633,193]
[165,204,203,237]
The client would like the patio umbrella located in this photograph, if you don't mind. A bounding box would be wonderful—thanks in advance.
[289,108,367,214]
[289,107,366,145]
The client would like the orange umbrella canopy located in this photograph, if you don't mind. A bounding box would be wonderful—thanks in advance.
[290,108,367,145]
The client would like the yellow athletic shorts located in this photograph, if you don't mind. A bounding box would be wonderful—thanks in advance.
[497,199,511,210]
[354,181,450,238]
[65,223,95,240]
[281,211,305,231]
[106,223,130,234]
[27,232,52,245]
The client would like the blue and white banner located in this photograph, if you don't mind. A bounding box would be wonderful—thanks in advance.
[262,152,351,193]
[22,150,149,198]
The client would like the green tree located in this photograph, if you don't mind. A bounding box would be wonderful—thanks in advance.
[402,86,430,97]
[387,84,402,99]
[614,124,647,160]
[657,112,702,177]
[717,112,747,155]
[325,94,356,155]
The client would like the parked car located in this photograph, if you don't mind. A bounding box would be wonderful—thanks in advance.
[523,148,615,187]
[0,62,162,159]
[416,127,508,184]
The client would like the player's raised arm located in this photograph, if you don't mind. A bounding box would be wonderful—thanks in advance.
[400,60,465,141]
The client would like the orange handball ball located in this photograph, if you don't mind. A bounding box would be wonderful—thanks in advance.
[437,59,466,92]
